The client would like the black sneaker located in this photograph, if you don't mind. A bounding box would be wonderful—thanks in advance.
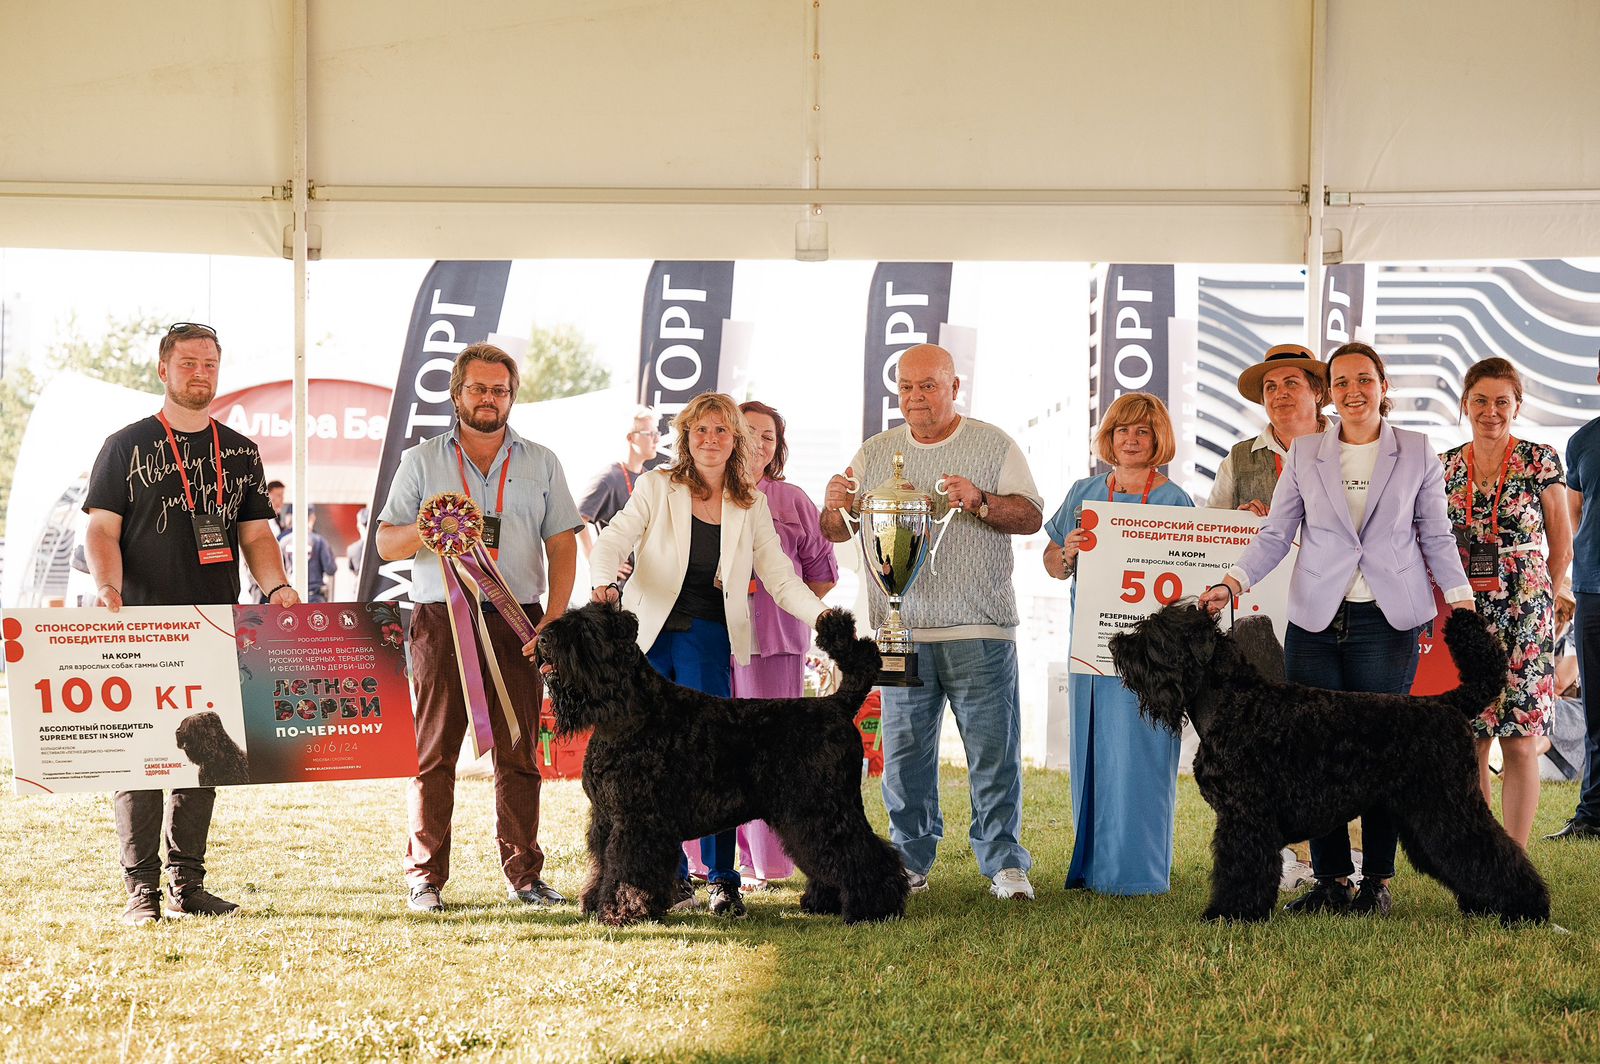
[668,879,702,912]
[707,882,747,918]
[1544,818,1600,841]
[122,885,163,926]
[1349,879,1393,916]
[1282,878,1354,915]
[166,886,240,918]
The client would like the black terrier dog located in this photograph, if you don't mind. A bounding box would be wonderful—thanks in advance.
[1110,605,1549,925]
[534,602,909,926]
[174,711,251,786]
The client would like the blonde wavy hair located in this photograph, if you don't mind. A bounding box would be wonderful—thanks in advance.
[1094,392,1177,468]
[669,392,758,508]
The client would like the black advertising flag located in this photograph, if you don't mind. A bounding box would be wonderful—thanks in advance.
[861,263,952,442]
[1092,264,1176,420]
[636,261,736,462]
[357,260,512,606]
[1320,264,1367,358]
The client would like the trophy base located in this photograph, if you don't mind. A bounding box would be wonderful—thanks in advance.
[875,651,922,688]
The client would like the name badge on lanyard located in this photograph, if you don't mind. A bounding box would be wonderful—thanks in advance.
[159,413,233,565]
[1455,440,1512,594]
[454,440,511,560]
[1464,541,1501,593]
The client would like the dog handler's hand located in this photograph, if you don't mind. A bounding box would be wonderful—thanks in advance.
[590,584,621,605]
[1447,597,1477,613]
[521,637,539,663]
[1198,577,1241,615]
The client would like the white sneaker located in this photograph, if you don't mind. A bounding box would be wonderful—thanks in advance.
[990,867,1034,901]
[905,870,930,894]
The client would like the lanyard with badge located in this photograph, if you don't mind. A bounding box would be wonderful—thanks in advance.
[158,412,232,565]
[1106,469,1156,505]
[453,441,510,557]
[1455,438,1513,593]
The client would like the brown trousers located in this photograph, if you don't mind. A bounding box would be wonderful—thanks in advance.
[406,602,545,891]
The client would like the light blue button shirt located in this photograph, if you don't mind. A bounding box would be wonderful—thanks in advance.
[377,424,581,604]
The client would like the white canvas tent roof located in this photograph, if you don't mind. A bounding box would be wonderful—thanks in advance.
[3,0,1598,265]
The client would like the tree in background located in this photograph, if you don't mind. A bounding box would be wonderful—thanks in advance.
[48,313,164,392]
[0,314,165,536]
[515,323,611,403]
[0,363,39,537]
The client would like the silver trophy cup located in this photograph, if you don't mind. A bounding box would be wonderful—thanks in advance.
[839,452,959,687]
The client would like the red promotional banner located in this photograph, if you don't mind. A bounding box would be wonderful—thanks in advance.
[234,602,418,783]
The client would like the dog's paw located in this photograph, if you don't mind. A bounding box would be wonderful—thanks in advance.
[598,883,658,926]
[799,882,843,915]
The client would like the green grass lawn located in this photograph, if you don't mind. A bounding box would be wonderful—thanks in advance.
[1,723,1597,1062]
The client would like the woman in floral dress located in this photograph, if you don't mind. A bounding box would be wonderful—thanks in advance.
[1441,357,1573,849]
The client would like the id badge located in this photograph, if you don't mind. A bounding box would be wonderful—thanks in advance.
[191,512,234,565]
[481,514,502,550]
[1465,541,1501,593]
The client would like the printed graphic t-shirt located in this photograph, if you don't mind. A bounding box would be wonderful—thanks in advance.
[82,415,277,606]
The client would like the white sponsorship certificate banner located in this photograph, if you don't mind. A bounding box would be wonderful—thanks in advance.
[2,606,246,794]
[1068,502,1297,676]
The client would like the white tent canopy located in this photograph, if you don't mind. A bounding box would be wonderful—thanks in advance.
[4,0,1599,265]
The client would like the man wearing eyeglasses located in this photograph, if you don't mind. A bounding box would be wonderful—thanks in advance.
[375,342,582,914]
[82,322,302,925]
[576,406,660,581]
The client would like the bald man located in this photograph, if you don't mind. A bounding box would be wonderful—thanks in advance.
[822,344,1043,901]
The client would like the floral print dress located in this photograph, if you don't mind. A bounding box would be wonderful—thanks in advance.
[1440,439,1563,738]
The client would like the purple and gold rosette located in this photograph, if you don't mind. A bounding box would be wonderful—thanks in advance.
[418,491,533,756]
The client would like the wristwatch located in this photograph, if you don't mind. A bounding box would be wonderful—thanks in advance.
[976,490,990,520]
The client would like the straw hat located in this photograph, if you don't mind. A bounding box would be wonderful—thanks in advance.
[1236,343,1327,403]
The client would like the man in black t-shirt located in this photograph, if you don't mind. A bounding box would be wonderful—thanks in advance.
[578,406,659,583]
[83,322,301,926]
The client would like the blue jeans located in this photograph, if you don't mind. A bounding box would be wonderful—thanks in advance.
[1284,600,1421,881]
[646,618,739,887]
[879,639,1031,878]
[1571,593,1600,823]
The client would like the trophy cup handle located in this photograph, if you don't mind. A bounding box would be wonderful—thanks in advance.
[837,470,862,533]
[925,505,959,577]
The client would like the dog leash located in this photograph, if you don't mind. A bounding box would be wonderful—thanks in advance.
[1203,583,1236,629]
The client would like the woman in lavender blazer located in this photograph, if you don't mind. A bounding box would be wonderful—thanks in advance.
[1200,342,1474,918]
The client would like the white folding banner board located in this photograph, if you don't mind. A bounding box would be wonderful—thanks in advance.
[1068,502,1295,676]
[3,605,246,794]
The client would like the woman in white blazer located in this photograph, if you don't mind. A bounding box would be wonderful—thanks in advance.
[588,392,832,917]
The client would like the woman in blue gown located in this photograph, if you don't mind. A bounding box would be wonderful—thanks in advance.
[1043,392,1194,894]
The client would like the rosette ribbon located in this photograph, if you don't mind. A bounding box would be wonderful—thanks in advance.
[417,491,533,757]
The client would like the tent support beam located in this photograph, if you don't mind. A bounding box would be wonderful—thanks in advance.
[308,185,1305,207]
[289,0,309,600]
[1305,0,1327,342]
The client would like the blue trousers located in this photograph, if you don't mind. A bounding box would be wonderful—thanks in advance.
[646,618,739,887]
[1284,600,1421,881]
[879,639,1031,878]
[1571,593,1600,823]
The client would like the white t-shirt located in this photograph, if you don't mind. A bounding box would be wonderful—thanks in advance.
[1340,439,1380,602]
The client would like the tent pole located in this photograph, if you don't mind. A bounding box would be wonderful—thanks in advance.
[1305,0,1327,352]
[289,0,309,600]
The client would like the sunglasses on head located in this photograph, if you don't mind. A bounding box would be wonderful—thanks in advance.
[167,322,219,340]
